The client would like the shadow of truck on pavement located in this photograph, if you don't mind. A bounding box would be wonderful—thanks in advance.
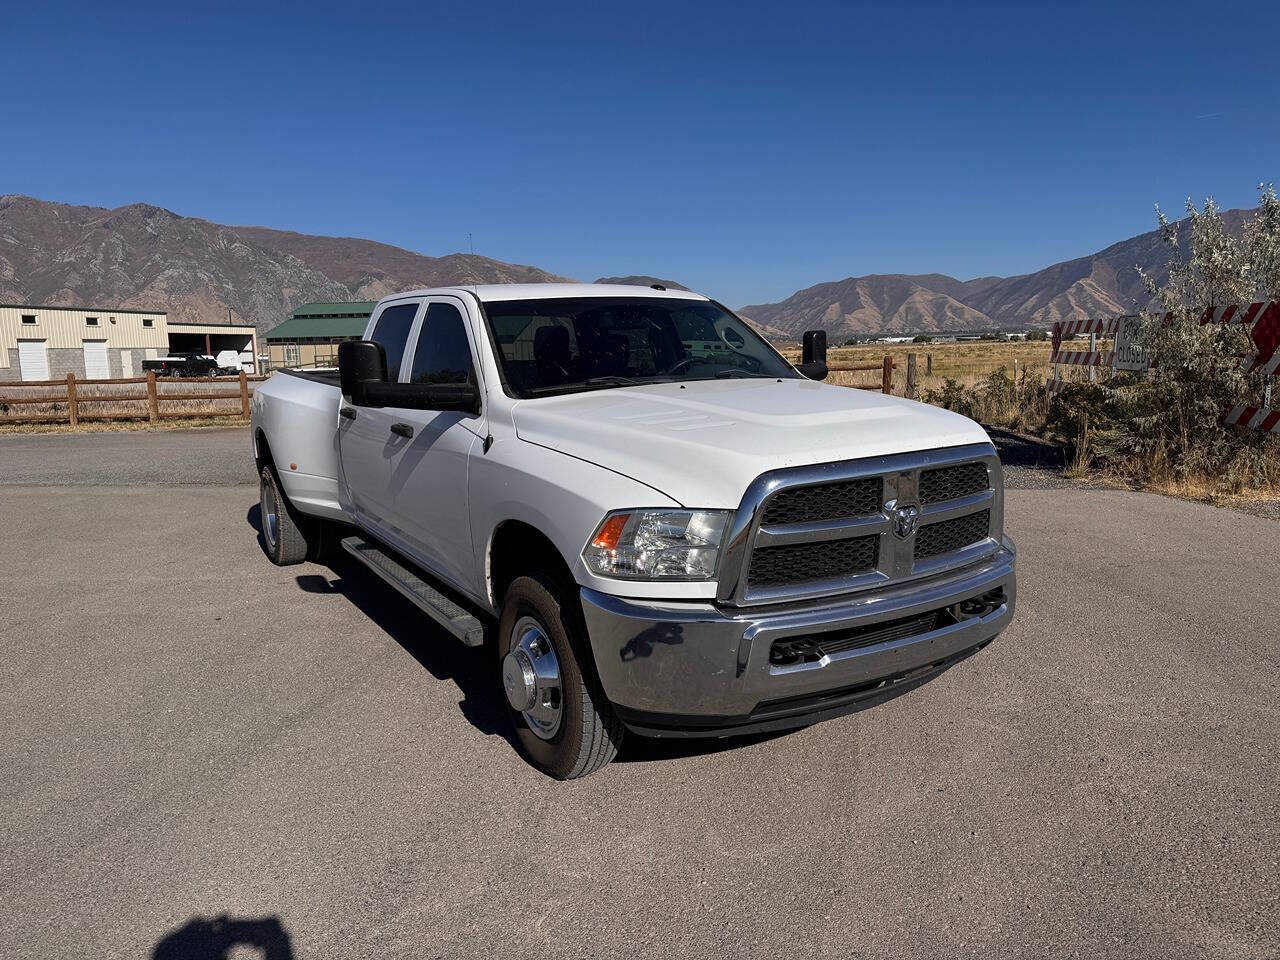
[244,501,804,766]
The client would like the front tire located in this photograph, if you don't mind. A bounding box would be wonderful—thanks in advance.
[498,572,623,779]
[258,464,311,565]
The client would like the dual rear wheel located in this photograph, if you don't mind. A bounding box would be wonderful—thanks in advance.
[258,464,314,565]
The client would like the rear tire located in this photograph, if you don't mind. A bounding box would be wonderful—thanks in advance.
[259,464,311,565]
[498,572,623,779]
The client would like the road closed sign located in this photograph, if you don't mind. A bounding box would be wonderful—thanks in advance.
[1112,315,1153,372]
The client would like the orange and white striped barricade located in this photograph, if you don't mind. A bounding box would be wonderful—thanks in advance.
[1223,404,1280,435]
[1049,316,1121,392]
[1199,301,1280,431]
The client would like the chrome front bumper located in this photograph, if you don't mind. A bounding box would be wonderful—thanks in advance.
[580,538,1016,737]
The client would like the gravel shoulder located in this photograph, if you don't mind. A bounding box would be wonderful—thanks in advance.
[984,425,1076,490]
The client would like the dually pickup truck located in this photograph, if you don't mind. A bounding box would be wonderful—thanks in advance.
[252,284,1016,778]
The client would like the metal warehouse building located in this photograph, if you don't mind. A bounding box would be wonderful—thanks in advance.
[263,301,375,370]
[0,304,259,381]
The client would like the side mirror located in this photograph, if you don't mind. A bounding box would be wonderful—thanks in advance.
[798,329,828,381]
[338,340,387,404]
[362,380,481,415]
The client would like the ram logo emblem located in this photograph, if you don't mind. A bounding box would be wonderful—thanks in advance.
[884,499,920,539]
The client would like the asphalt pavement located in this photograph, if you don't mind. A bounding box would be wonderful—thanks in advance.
[0,427,256,486]
[1,428,1277,959]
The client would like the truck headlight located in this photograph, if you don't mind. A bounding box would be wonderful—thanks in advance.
[583,509,731,580]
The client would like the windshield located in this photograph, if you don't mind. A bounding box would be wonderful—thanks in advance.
[483,296,797,397]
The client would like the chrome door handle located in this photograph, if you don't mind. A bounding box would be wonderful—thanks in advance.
[390,422,414,438]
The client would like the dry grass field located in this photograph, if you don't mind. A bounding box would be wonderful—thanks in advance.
[782,339,1076,394]
[851,340,1054,387]
[0,415,251,435]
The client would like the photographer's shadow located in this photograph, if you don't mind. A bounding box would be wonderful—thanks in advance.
[153,914,292,959]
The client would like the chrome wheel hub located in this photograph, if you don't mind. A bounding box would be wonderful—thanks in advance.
[502,616,562,740]
[260,479,279,549]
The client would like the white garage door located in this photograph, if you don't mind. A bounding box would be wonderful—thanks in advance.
[83,340,109,379]
[17,340,50,381]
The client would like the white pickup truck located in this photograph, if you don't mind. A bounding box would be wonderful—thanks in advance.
[252,283,1016,778]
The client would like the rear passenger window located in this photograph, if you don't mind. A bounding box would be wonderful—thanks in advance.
[409,302,475,385]
[370,303,419,379]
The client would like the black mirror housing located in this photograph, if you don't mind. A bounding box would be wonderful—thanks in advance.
[800,329,828,381]
[338,340,388,403]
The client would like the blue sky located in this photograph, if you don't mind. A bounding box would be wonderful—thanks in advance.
[3,0,1279,306]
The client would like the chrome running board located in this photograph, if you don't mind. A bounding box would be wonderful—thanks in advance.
[341,536,486,647]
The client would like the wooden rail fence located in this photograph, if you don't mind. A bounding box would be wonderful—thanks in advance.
[826,354,919,398]
[3,355,923,428]
[0,371,266,427]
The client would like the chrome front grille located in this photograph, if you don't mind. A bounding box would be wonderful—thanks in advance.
[760,477,882,524]
[914,509,991,560]
[748,535,880,587]
[919,461,989,504]
[716,443,1003,606]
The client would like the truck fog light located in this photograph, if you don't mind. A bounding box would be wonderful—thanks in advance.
[583,509,731,581]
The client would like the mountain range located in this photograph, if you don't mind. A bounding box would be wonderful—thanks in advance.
[0,194,1252,337]
[738,210,1251,338]
[593,275,690,291]
[0,195,567,332]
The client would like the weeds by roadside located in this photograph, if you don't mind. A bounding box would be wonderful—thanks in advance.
[0,416,249,435]
[921,366,1280,499]
[920,366,1052,435]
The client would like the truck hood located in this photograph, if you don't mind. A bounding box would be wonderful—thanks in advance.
[511,378,992,507]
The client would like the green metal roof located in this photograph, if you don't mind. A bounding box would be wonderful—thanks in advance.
[289,301,378,317]
[265,301,377,341]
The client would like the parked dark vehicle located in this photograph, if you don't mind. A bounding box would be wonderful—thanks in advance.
[142,353,221,377]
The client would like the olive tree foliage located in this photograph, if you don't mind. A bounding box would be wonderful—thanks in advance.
[1248,184,1280,298]
[1051,185,1280,487]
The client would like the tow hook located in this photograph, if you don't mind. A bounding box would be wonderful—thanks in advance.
[769,636,822,666]
[951,588,1006,621]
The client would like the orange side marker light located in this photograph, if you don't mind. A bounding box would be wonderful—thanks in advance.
[591,513,630,550]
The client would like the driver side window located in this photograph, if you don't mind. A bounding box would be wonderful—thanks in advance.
[409,302,475,385]
[370,302,420,380]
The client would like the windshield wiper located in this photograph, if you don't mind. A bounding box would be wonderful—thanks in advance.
[526,375,656,397]
[713,369,771,379]
[582,375,642,387]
